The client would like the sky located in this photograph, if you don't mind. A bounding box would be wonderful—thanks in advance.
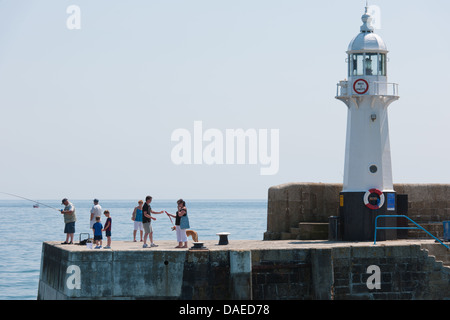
[0,0,449,200]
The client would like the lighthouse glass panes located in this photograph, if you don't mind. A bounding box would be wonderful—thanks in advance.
[351,54,364,76]
[349,53,386,76]
[379,54,386,76]
[365,53,378,75]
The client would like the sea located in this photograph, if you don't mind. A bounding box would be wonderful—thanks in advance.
[0,199,267,300]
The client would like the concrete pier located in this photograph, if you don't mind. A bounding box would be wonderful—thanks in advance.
[38,239,450,300]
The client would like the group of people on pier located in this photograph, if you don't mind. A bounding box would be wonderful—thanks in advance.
[59,196,190,249]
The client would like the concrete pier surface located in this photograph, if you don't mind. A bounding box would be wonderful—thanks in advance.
[38,238,450,252]
[38,239,450,300]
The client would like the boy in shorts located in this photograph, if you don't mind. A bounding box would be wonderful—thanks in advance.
[102,210,112,249]
[92,216,103,249]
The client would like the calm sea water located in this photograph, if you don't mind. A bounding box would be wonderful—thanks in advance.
[0,199,267,300]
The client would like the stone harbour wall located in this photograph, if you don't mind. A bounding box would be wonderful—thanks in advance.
[251,245,450,300]
[264,183,450,241]
[331,244,450,300]
[38,241,450,300]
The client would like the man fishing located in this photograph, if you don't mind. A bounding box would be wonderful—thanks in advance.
[61,198,77,244]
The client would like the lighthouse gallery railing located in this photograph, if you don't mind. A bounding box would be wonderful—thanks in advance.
[336,81,399,97]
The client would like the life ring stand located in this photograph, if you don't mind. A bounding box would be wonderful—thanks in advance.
[363,189,385,210]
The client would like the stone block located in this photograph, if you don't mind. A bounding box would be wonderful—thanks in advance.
[297,223,329,240]
[352,246,385,259]
[311,248,333,300]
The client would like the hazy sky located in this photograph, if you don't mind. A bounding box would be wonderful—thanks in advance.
[0,0,449,200]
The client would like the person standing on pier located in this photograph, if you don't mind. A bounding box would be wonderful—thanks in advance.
[131,200,144,242]
[90,199,102,237]
[92,216,103,249]
[60,198,77,244]
[165,199,189,248]
[102,210,112,249]
[142,196,164,248]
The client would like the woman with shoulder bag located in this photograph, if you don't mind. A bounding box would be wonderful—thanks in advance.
[131,200,144,242]
[166,199,189,248]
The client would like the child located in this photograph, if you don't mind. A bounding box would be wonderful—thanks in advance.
[102,210,112,249]
[92,216,103,249]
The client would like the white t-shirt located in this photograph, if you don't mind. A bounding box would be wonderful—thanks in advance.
[90,204,103,228]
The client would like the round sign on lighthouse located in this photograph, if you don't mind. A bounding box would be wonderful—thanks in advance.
[353,79,369,94]
[335,4,400,241]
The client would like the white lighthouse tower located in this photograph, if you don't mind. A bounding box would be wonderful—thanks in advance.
[336,4,399,241]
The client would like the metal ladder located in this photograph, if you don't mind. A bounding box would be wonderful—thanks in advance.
[374,215,449,250]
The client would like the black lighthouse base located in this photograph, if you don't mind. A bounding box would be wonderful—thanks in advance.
[339,191,397,242]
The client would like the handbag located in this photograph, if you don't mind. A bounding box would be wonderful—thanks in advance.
[180,215,190,229]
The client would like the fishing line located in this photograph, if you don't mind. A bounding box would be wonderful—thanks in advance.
[165,211,176,231]
[0,192,61,212]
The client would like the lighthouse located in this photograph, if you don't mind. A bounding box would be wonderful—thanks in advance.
[336,4,399,241]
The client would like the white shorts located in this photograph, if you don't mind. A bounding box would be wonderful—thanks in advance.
[134,221,143,231]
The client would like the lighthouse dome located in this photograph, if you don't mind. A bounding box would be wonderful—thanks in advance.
[347,4,388,54]
[347,32,388,53]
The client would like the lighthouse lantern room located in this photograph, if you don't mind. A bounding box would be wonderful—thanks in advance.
[336,4,399,241]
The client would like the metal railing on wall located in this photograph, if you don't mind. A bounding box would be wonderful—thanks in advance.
[374,215,449,250]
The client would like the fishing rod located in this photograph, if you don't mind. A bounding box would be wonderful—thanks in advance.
[0,192,61,212]
[165,211,176,231]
